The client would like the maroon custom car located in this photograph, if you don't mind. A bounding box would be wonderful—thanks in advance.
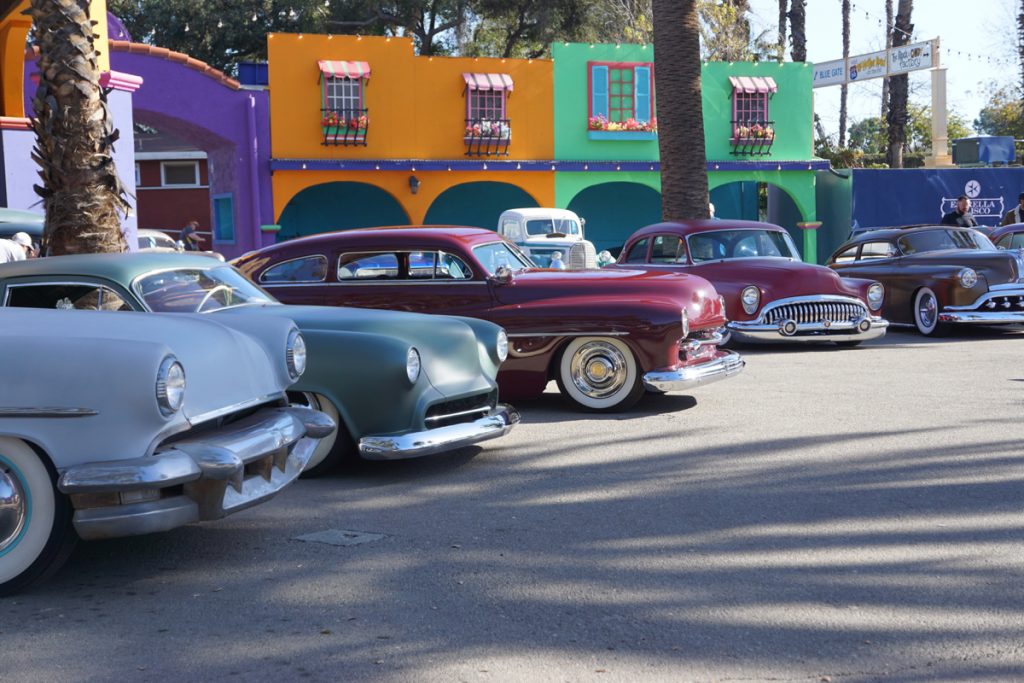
[234,226,744,412]
[607,220,888,346]
[827,225,1024,335]
[989,224,1024,251]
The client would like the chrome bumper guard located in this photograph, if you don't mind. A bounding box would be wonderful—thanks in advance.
[727,316,889,343]
[359,404,519,460]
[59,405,336,540]
[939,310,1024,324]
[642,350,745,393]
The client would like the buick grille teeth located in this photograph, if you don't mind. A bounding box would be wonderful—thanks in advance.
[762,300,868,325]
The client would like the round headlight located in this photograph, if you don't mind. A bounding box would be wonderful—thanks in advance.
[287,329,307,380]
[681,308,690,338]
[958,268,978,289]
[156,356,186,417]
[867,283,884,311]
[741,286,761,314]
[406,347,421,384]
[496,329,509,363]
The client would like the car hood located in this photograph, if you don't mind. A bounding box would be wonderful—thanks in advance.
[219,304,495,396]
[696,259,864,298]
[495,268,725,326]
[905,250,1021,284]
[2,308,291,424]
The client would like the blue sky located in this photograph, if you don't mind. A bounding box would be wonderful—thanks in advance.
[746,0,1018,140]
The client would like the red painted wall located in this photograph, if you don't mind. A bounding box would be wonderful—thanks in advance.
[136,159,212,239]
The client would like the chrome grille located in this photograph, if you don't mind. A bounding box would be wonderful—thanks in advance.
[977,295,1024,310]
[425,390,498,428]
[762,300,867,325]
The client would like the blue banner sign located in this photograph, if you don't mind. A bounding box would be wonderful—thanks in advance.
[851,168,1024,230]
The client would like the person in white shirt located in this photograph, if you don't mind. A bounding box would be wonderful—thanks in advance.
[0,232,31,263]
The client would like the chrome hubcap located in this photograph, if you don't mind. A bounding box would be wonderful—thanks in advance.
[0,463,27,554]
[570,341,628,399]
[918,293,937,328]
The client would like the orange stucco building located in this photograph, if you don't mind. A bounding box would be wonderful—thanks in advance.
[268,33,555,238]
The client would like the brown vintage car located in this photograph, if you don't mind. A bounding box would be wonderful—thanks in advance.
[826,225,1024,335]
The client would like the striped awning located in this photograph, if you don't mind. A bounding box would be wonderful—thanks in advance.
[728,76,777,94]
[318,60,371,80]
[462,72,514,92]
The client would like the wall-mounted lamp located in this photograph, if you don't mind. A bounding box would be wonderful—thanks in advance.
[409,175,421,195]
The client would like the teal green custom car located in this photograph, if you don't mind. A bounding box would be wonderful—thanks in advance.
[0,254,518,476]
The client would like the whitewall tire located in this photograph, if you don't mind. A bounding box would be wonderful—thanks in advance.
[0,438,75,595]
[290,393,353,477]
[556,337,645,412]
[913,287,949,337]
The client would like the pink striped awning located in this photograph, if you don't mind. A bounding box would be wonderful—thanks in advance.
[318,60,371,80]
[462,72,514,92]
[728,76,777,94]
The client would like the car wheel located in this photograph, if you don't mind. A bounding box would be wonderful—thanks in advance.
[0,438,76,596]
[556,337,645,412]
[913,287,950,337]
[288,393,356,477]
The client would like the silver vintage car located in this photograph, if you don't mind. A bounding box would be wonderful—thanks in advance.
[0,308,335,594]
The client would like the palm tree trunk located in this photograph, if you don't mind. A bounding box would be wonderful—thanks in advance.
[886,0,913,168]
[777,0,788,61]
[652,0,708,220]
[788,0,806,62]
[880,0,892,144]
[839,0,850,147]
[30,0,131,255]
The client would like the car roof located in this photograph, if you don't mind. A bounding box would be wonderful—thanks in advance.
[627,219,789,241]
[499,208,580,220]
[841,224,969,245]
[0,252,227,283]
[251,226,507,255]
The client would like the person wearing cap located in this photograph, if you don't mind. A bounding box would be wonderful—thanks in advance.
[0,232,32,263]
[1001,193,1024,226]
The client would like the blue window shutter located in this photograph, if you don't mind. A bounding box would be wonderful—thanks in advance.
[591,65,609,119]
[634,66,651,122]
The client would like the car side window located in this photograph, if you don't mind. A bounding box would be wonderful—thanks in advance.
[624,238,650,263]
[996,235,1012,249]
[437,252,473,280]
[859,241,897,260]
[338,253,399,280]
[832,246,858,263]
[650,235,687,264]
[501,220,522,242]
[261,255,328,283]
[1014,234,1024,249]
[5,283,132,311]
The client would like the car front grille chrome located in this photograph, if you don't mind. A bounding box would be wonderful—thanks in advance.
[761,298,868,326]
[425,390,499,428]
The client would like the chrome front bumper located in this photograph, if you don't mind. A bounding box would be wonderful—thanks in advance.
[939,311,1024,324]
[59,405,335,540]
[728,316,889,343]
[359,404,519,460]
[642,350,745,393]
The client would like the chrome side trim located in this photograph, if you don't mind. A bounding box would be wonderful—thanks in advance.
[642,351,745,392]
[187,393,282,426]
[0,407,98,418]
[507,331,629,338]
[359,404,519,460]
[938,311,1024,324]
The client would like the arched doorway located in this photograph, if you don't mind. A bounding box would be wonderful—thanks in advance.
[424,182,538,229]
[710,180,806,256]
[277,182,409,240]
[567,182,662,254]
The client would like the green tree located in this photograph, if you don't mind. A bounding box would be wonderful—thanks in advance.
[652,0,708,220]
[464,0,597,58]
[31,0,131,255]
[698,0,772,62]
[974,85,1024,138]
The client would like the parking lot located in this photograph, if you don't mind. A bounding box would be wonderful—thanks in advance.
[4,328,1024,682]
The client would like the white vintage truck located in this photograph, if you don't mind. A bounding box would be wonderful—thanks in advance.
[496,208,600,269]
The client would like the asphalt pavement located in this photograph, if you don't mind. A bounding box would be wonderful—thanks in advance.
[3,327,1024,682]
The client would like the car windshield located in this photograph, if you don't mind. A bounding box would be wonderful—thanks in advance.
[135,266,276,313]
[688,229,799,262]
[472,241,535,275]
[525,218,581,237]
[897,228,997,255]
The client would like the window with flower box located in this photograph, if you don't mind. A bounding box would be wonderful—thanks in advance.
[318,60,371,147]
[587,62,656,140]
[463,72,513,157]
[729,76,777,156]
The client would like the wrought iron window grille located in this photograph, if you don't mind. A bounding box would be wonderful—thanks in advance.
[464,118,511,157]
[321,107,369,147]
[730,119,775,156]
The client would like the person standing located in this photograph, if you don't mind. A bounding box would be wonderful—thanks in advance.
[941,195,978,228]
[180,220,202,251]
[1001,193,1024,226]
[0,232,32,263]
